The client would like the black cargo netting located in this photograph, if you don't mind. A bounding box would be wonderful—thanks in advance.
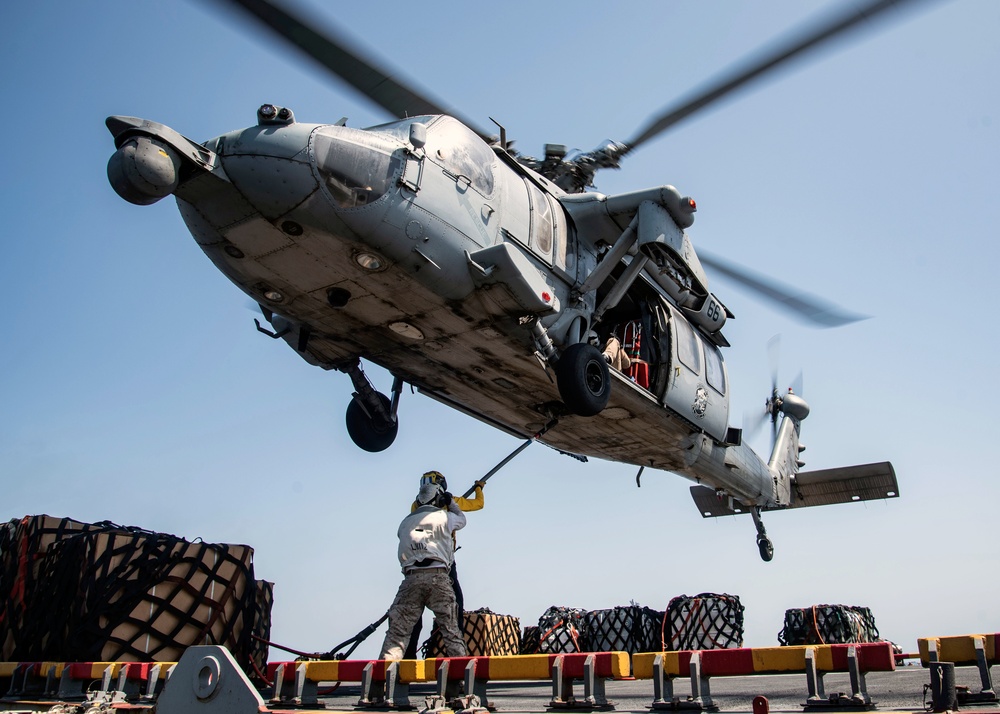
[663,593,744,650]
[0,521,23,662]
[0,515,271,673]
[778,605,881,646]
[585,604,662,654]
[0,519,19,660]
[520,625,540,654]
[0,515,107,660]
[538,606,589,653]
[249,580,275,673]
[425,607,521,657]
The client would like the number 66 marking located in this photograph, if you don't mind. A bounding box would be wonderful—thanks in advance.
[707,300,721,322]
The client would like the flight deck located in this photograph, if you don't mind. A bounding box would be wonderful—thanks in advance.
[2,636,996,714]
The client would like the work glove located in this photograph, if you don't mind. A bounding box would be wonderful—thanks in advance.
[440,491,453,507]
[474,480,486,490]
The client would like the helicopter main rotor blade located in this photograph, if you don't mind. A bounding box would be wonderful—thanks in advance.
[767,334,781,392]
[699,251,867,328]
[208,0,493,140]
[624,0,933,153]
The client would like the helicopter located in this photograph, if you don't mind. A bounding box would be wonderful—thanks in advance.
[104,0,909,562]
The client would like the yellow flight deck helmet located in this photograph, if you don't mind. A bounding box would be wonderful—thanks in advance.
[420,470,448,491]
[416,470,447,505]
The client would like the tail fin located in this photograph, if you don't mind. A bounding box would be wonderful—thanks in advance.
[766,389,810,507]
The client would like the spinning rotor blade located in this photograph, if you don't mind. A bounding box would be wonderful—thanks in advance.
[790,371,804,397]
[209,0,493,140]
[767,334,781,400]
[700,251,867,328]
[624,0,932,153]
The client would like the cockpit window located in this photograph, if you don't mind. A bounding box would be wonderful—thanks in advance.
[425,117,495,197]
[313,126,402,209]
[704,340,726,394]
[527,182,553,257]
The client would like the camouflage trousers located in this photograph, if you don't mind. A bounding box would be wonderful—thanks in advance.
[379,568,467,659]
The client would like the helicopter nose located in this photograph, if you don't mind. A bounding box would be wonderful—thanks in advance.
[107,135,181,205]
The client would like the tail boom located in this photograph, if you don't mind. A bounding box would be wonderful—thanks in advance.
[691,461,898,517]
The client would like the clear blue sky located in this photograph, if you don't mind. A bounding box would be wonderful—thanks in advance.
[2,0,998,659]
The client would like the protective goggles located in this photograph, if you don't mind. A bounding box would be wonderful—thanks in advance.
[420,471,446,489]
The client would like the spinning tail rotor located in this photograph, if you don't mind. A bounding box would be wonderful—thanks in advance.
[747,335,802,447]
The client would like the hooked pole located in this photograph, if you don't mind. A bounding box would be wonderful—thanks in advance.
[461,418,558,498]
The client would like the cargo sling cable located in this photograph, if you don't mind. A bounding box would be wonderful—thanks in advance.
[249,612,389,690]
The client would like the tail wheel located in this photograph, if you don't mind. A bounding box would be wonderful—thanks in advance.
[556,343,611,417]
[346,392,398,452]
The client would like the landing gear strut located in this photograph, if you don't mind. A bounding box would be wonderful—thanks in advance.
[751,507,774,562]
[341,361,401,452]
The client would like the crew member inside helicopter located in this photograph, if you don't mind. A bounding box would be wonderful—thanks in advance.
[598,330,631,373]
[596,313,656,391]
[592,268,664,391]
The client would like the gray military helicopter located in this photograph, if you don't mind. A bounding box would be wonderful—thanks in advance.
[106,0,908,561]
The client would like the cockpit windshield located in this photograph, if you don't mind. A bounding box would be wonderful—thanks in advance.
[366,116,438,141]
[370,115,496,197]
[424,117,495,197]
[313,125,402,209]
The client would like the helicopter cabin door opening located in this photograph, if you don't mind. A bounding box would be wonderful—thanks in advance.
[592,263,731,443]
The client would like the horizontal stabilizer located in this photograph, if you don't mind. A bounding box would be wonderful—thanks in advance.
[690,486,747,517]
[789,461,898,508]
[690,461,898,518]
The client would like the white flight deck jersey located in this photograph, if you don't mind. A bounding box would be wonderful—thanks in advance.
[397,503,466,572]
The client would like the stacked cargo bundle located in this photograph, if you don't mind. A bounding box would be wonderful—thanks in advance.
[0,515,272,674]
[248,580,275,672]
[1,515,104,660]
[425,607,521,657]
[585,604,663,654]
[522,597,742,655]
[537,606,589,653]
[777,604,881,645]
[663,593,745,650]
[520,625,540,654]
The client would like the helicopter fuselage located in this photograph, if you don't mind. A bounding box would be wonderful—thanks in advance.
[108,107,797,514]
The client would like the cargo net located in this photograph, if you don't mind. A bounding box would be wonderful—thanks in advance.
[520,625,540,654]
[537,606,589,653]
[249,580,275,673]
[585,604,663,654]
[0,515,272,676]
[778,605,881,646]
[663,593,744,650]
[425,607,521,657]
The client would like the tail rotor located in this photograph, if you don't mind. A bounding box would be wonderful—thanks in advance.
[756,335,806,446]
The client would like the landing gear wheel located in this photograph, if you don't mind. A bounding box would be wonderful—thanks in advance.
[346,392,398,452]
[556,343,611,417]
[757,536,774,562]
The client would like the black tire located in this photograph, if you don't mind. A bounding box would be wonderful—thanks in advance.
[346,392,398,452]
[556,343,611,416]
[757,536,774,562]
